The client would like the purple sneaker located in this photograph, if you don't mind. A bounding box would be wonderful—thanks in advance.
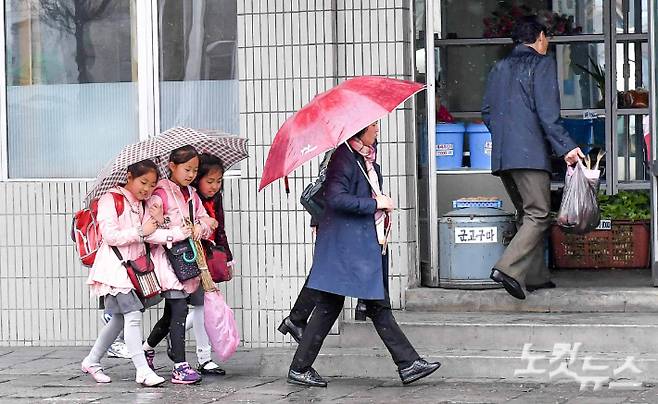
[171,362,202,385]
[144,349,156,370]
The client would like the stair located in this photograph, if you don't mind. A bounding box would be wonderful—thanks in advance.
[405,286,658,313]
[258,308,658,382]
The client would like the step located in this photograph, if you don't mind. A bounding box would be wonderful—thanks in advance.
[338,312,658,353]
[258,347,658,383]
[405,287,658,313]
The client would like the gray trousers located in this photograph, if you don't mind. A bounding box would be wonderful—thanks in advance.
[495,170,552,285]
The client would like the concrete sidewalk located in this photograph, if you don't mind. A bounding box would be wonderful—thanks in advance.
[0,347,656,403]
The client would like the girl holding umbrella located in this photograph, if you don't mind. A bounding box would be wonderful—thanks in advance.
[287,122,441,387]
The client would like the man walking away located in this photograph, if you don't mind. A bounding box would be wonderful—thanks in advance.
[481,16,584,300]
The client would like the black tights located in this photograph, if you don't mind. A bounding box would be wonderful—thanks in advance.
[147,298,188,363]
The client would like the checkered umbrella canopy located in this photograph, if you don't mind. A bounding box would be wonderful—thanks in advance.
[84,127,248,206]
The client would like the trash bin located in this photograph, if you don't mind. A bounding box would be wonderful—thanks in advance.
[439,207,516,289]
[466,123,492,169]
[436,123,465,169]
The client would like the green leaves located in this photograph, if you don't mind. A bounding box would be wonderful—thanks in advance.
[598,190,650,220]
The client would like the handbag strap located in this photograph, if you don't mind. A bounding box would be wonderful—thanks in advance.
[345,143,381,196]
[111,243,151,263]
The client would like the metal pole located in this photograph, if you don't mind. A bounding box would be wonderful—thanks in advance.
[0,0,8,180]
[425,0,438,282]
[647,0,658,285]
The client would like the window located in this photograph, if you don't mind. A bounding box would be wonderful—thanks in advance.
[2,0,240,179]
[158,0,239,135]
[4,0,139,178]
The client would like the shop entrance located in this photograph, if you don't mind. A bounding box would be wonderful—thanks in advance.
[414,1,656,288]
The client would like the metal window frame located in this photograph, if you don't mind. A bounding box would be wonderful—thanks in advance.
[649,0,658,284]
[0,0,7,180]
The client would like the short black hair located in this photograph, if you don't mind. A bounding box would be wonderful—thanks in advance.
[192,153,225,189]
[127,159,159,180]
[511,16,546,44]
[169,145,199,164]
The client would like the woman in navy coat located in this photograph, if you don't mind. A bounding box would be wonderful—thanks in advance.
[287,122,441,387]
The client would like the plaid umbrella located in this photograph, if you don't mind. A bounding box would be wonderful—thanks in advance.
[84,127,248,205]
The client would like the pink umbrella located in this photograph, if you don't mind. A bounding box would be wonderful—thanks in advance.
[258,76,425,191]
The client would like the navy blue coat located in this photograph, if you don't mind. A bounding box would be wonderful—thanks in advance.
[307,143,385,300]
[482,45,577,175]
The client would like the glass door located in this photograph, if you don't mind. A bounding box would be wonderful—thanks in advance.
[416,0,653,286]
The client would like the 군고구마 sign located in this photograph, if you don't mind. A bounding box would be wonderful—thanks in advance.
[455,227,498,244]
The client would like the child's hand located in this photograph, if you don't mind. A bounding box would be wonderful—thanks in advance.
[201,217,219,231]
[192,224,203,240]
[142,217,159,236]
[180,224,193,239]
[149,203,165,225]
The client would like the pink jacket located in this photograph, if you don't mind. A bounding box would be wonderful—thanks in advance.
[144,178,211,293]
[87,187,146,295]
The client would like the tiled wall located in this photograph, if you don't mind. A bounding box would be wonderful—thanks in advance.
[0,0,417,347]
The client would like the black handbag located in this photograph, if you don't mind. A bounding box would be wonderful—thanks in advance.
[300,150,334,224]
[165,200,201,281]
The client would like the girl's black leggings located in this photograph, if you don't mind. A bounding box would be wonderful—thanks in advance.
[147,298,188,363]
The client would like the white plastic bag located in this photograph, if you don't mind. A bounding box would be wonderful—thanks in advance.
[556,160,601,234]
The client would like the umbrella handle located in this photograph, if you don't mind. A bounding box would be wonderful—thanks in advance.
[183,238,198,263]
[284,176,290,194]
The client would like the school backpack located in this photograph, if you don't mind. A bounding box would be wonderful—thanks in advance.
[71,193,124,267]
[299,149,334,225]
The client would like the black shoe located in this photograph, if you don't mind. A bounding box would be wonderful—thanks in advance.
[490,269,526,300]
[278,317,305,344]
[398,359,441,385]
[165,336,175,362]
[526,281,556,293]
[355,301,367,321]
[197,360,226,375]
[287,367,327,387]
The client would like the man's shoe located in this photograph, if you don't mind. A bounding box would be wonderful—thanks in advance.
[527,281,556,293]
[278,317,305,344]
[197,360,226,375]
[490,269,526,300]
[287,367,327,387]
[398,359,441,385]
[354,301,368,321]
[166,336,175,362]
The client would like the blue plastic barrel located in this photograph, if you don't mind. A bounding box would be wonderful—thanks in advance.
[436,123,465,170]
[561,118,605,153]
[466,123,492,169]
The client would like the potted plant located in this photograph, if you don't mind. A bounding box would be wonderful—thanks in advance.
[550,190,651,269]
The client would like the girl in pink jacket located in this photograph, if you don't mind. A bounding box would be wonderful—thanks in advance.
[141,145,212,385]
[81,160,165,387]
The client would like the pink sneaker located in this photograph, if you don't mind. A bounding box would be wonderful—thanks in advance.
[81,363,111,383]
[144,349,156,370]
[171,362,201,385]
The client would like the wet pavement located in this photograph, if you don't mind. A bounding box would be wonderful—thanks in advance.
[0,346,656,403]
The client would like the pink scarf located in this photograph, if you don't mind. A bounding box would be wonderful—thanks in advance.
[348,138,389,245]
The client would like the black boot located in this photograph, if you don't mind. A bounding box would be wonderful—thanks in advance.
[287,367,327,387]
[355,300,367,321]
[278,316,305,343]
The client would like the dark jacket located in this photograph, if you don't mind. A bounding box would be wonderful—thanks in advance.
[482,45,577,175]
[307,143,385,300]
[200,192,232,261]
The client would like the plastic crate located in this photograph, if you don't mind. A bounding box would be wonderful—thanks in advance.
[550,221,650,268]
[452,199,503,209]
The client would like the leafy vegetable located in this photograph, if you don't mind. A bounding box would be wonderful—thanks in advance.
[598,190,650,220]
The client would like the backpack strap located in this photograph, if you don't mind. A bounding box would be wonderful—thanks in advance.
[110,192,125,216]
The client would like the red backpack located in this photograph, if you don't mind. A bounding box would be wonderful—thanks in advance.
[71,193,124,267]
